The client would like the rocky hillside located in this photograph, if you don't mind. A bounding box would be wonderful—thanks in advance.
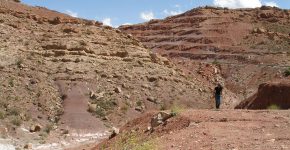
[120,6,290,101]
[0,1,236,149]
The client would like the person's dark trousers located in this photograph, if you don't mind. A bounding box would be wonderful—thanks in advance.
[215,94,221,109]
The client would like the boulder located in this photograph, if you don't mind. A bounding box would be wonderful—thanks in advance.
[150,112,174,128]
[49,17,62,25]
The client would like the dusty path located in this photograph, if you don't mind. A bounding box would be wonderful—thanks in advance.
[159,110,290,150]
[53,82,108,150]
[59,84,106,132]
[96,109,290,150]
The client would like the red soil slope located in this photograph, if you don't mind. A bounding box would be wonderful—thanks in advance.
[120,6,290,101]
[236,80,290,109]
[95,110,290,150]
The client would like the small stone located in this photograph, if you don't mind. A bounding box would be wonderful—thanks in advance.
[75,58,81,63]
[114,87,122,93]
[135,106,143,112]
[24,143,33,149]
[29,79,38,84]
[89,91,97,99]
[109,127,119,139]
[88,103,97,112]
[29,124,41,132]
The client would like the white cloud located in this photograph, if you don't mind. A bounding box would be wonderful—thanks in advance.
[163,9,183,16]
[140,11,155,21]
[102,18,113,27]
[122,23,132,26]
[265,1,278,7]
[65,10,78,17]
[213,0,262,8]
[175,4,181,8]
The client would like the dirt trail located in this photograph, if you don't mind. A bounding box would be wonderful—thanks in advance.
[59,82,106,133]
[159,110,290,150]
[96,109,290,150]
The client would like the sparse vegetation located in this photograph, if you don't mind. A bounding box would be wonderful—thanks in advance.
[10,116,22,126]
[16,58,24,68]
[95,107,106,118]
[159,104,166,111]
[0,111,5,119]
[120,105,129,114]
[110,132,157,150]
[136,100,142,107]
[8,77,14,87]
[212,59,220,65]
[89,98,117,118]
[7,107,21,116]
[170,104,184,115]
[284,67,290,77]
[267,104,281,110]
[44,124,54,134]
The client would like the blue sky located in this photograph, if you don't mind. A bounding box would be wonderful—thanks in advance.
[22,0,289,27]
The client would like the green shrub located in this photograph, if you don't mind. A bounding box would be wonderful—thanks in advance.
[7,107,21,116]
[284,67,290,77]
[95,107,106,118]
[159,104,166,111]
[120,105,129,114]
[136,100,142,107]
[16,58,23,68]
[8,78,14,87]
[10,116,22,126]
[112,132,157,150]
[170,104,184,115]
[212,59,220,65]
[44,124,53,134]
[0,111,5,119]
[267,104,281,110]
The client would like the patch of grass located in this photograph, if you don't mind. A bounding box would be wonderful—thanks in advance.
[136,100,142,107]
[120,105,129,114]
[44,124,53,134]
[284,67,290,77]
[267,104,281,110]
[159,103,166,111]
[90,98,117,118]
[212,59,220,65]
[10,116,22,126]
[95,107,106,118]
[0,101,8,108]
[170,104,185,115]
[16,58,24,68]
[8,78,14,87]
[0,111,5,119]
[111,132,157,150]
[7,107,21,116]
[264,23,290,33]
[133,140,157,150]
[97,99,117,110]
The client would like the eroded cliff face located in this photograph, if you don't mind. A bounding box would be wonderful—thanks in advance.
[236,80,290,109]
[120,6,290,101]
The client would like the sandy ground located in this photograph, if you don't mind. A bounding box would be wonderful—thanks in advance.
[158,109,290,150]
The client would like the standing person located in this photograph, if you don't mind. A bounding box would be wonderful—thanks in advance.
[214,84,223,109]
